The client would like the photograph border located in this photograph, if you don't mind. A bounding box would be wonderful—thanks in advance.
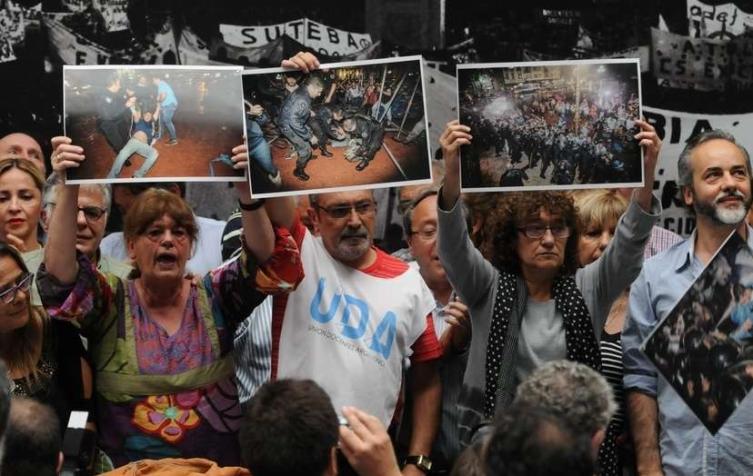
[62,64,248,185]
[641,230,753,433]
[456,57,644,193]
[241,55,433,198]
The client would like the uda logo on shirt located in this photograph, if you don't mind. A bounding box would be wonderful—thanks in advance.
[309,278,397,359]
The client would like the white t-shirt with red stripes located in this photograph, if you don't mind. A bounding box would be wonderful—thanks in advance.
[271,222,440,426]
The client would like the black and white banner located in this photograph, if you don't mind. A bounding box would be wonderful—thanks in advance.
[220,17,372,57]
[687,0,753,39]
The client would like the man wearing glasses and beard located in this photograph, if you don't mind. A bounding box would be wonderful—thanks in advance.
[264,190,441,476]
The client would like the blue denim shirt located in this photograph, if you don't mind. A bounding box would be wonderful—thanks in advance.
[623,227,753,476]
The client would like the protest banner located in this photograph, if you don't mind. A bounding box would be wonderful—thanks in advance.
[687,0,753,39]
[651,27,728,91]
[220,18,372,58]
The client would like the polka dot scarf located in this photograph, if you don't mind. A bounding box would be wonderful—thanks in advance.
[483,271,602,419]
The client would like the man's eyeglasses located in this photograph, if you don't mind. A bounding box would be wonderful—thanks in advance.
[517,223,571,239]
[46,204,107,222]
[0,272,33,304]
[314,201,376,219]
[77,206,107,222]
[409,227,437,241]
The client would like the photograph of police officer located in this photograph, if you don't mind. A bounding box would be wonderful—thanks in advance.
[242,56,432,198]
[457,59,643,192]
[63,65,246,184]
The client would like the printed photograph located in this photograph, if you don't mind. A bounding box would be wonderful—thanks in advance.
[643,232,753,434]
[242,56,432,198]
[63,65,246,184]
[457,59,643,192]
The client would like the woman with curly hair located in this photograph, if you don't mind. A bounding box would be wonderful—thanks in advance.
[435,120,662,472]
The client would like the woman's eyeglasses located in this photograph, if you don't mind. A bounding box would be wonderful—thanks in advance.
[0,272,33,304]
[517,223,571,239]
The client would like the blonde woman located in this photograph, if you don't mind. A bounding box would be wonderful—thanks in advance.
[0,158,44,253]
[572,189,630,476]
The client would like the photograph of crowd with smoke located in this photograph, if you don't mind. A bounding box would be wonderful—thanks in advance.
[644,232,753,435]
[241,57,432,197]
[63,66,245,183]
[457,60,643,191]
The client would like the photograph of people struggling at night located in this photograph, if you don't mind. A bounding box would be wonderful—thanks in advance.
[644,231,753,435]
[457,59,643,192]
[63,65,246,184]
[241,56,432,197]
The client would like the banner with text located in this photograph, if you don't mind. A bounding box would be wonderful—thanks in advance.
[220,18,372,57]
[687,0,753,39]
[652,27,728,91]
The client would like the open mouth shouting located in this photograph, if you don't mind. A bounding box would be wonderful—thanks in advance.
[155,252,179,268]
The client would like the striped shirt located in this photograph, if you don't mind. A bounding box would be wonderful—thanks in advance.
[233,296,273,404]
[600,331,626,431]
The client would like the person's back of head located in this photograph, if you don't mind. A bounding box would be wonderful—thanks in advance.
[513,360,615,444]
[450,441,486,476]
[485,404,594,476]
[1,397,62,476]
[239,379,339,476]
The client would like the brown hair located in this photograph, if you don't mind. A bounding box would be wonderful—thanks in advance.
[463,192,501,252]
[0,243,47,384]
[123,188,197,247]
[480,191,580,276]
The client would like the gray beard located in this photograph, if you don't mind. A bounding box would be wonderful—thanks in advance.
[694,198,748,226]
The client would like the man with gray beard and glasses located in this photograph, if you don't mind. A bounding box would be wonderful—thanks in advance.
[623,129,753,476]
[262,188,442,476]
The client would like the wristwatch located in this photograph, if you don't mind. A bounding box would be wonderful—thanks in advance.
[403,455,432,473]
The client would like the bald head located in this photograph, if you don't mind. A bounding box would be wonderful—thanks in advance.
[0,133,46,174]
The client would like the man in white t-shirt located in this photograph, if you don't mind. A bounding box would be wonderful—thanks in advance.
[267,190,442,476]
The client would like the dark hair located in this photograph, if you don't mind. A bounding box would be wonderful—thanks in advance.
[402,188,438,238]
[485,403,594,476]
[481,191,580,275]
[239,379,339,476]
[450,441,486,476]
[463,192,501,251]
[0,243,46,383]
[0,359,9,441]
[1,398,61,476]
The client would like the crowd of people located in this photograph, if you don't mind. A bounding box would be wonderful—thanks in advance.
[0,51,752,476]
[461,80,642,188]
